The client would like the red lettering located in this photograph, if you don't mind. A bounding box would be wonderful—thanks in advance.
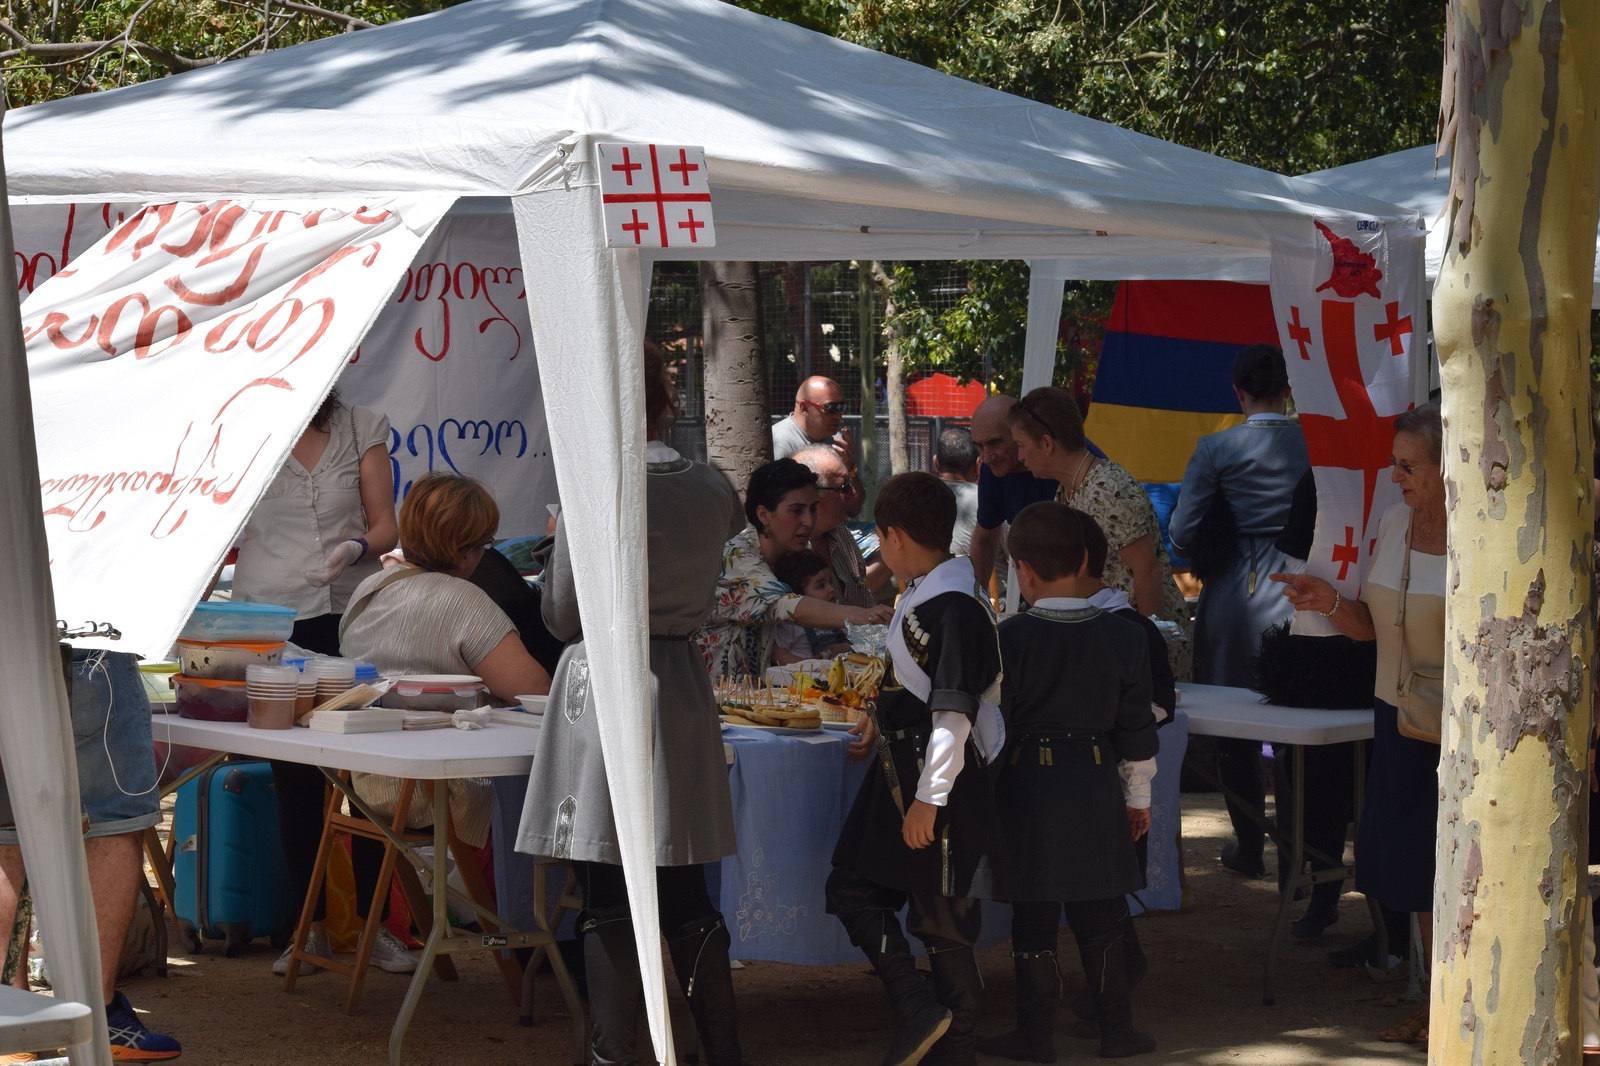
[163,243,265,306]
[105,205,177,261]
[22,310,98,349]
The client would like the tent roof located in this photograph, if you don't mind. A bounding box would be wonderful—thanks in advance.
[5,0,1411,266]
[1305,145,1600,306]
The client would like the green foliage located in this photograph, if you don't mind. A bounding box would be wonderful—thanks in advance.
[735,0,1446,390]
[1,1,463,106]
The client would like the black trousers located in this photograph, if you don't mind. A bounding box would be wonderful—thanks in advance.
[1215,737,1267,854]
[274,614,387,922]
[825,865,982,951]
[577,861,718,930]
[1275,742,1357,878]
[1011,897,1122,955]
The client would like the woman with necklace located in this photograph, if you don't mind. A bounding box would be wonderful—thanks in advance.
[1008,386,1193,681]
[1271,402,1446,1045]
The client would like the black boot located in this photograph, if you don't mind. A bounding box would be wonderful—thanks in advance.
[1290,879,1342,941]
[974,950,1059,1063]
[580,911,644,1066]
[922,945,982,1066]
[1080,932,1154,1058]
[1071,905,1147,1030]
[849,913,951,1066]
[665,915,744,1066]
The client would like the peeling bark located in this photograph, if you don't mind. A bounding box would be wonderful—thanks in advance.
[1431,2,1599,1063]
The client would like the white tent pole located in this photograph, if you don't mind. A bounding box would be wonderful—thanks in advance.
[511,183,675,1065]
[1021,264,1067,393]
[0,125,113,1066]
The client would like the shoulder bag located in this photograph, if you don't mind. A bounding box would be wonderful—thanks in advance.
[1393,511,1444,743]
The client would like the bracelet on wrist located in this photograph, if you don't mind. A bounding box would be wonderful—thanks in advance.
[1319,590,1341,618]
[350,536,369,561]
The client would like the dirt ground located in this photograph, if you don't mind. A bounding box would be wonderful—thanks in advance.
[84,794,1427,1066]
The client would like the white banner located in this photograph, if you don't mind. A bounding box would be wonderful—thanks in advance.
[14,204,558,545]
[340,212,557,535]
[1270,217,1425,634]
[24,197,451,657]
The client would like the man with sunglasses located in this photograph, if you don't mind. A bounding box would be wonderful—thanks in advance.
[774,376,864,518]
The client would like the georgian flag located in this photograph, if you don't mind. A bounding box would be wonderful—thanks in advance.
[1269,218,1427,635]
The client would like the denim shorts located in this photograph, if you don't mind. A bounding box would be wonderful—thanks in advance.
[0,649,162,843]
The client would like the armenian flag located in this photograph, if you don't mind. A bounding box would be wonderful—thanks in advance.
[1086,280,1280,484]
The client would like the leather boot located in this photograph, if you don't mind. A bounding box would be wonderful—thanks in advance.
[849,913,951,1066]
[974,950,1060,1063]
[665,915,744,1066]
[922,945,982,1066]
[1071,905,1147,1029]
[580,911,644,1066]
[1080,931,1155,1058]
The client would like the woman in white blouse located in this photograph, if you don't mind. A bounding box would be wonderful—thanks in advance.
[231,391,403,977]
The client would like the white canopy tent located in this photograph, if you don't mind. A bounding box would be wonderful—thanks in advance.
[0,0,1418,1060]
[1305,144,1600,308]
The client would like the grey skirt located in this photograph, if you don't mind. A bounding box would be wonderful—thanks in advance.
[515,636,736,867]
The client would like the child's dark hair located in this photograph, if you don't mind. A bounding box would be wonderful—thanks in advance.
[773,550,831,593]
[1076,507,1111,579]
[874,472,956,552]
[1007,501,1089,580]
[1232,344,1290,401]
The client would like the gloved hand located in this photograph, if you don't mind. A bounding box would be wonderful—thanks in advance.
[302,539,365,587]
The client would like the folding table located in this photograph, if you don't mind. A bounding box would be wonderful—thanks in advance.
[1176,682,1374,1005]
[157,716,583,1066]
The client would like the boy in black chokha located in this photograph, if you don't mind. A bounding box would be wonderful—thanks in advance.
[977,501,1160,1061]
[826,472,1007,1066]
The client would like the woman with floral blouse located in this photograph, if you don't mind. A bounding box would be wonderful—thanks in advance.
[699,458,892,679]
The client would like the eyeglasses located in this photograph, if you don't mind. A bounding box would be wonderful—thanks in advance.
[1389,456,1417,476]
[816,481,851,494]
[802,400,847,416]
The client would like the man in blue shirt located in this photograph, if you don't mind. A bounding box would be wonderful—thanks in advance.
[968,395,1060,592]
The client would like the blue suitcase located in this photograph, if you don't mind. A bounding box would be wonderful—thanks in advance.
[173,760,293,956]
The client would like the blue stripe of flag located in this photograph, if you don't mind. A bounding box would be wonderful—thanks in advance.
[1094,332,1244,414]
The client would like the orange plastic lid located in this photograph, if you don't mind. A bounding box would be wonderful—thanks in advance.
[172,673,247,689]
[175,638,286,652]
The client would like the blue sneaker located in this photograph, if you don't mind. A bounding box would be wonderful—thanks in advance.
[105,992,180,1061]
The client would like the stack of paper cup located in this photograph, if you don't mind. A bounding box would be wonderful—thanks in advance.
[296,670,318,721]
[246,664,301,729]
[307,658,357,709]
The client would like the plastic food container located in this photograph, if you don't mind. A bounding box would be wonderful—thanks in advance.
[382,675,489,712]
[174,674,250,722]
[175,639,285,681]
[138,661,180,713]
[179,602,296,644]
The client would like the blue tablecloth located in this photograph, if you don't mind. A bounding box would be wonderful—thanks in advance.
[492,713,1189,965]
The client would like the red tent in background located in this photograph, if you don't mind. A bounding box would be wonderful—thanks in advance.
[906,371,987,418]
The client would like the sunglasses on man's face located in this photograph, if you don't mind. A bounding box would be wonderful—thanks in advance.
[804,400,847,416]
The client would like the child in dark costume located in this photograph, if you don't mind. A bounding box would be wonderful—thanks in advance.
[979,501,1159,1060]
[827,472,1007,1066]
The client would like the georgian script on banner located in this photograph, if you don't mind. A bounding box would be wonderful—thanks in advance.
[343,213,557,534]
[24,196,451,657]
[1270,218,1426,636]
[14,205,559,542]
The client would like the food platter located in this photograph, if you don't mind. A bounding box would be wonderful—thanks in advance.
[719,716,831,736]
[717,652,884,732]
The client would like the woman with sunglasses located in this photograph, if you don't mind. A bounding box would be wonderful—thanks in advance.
[1007,386,1193,681]
[1270,403,1445,1045]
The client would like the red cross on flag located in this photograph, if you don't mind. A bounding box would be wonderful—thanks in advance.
[597,142,716,249]
[1269,217,1426,635]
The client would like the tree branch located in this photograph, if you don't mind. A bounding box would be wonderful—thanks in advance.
[273,1,376,31]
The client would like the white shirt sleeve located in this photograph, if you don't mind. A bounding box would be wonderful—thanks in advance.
[1119,757,1157,809]
[915,711,971,807]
